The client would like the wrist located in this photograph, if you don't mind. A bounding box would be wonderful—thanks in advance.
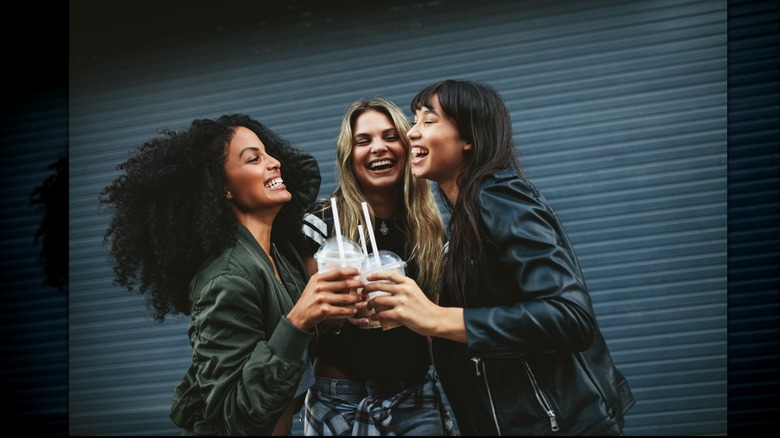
[432,306,466,342]
[285,309,312,332]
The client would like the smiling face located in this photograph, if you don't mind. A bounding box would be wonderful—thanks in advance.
[408,94,471,200]
[350,109,407,196]
[223,126,291,218]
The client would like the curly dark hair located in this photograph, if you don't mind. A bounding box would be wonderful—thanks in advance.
[99,114,320,322]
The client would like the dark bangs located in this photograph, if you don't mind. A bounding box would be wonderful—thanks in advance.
[409,81,442,113]
[411,80,479,146]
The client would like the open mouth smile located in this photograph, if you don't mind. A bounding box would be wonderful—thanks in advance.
[368,159,395,171]
[265,177,284,189]
[411,147,429,160]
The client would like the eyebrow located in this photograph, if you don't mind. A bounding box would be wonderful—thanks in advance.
[355,127,398,137]
[239,147,260,157]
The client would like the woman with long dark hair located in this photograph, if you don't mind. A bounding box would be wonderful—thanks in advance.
[364,80,635,435]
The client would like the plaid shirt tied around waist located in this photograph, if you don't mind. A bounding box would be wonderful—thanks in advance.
[304,372,455,436]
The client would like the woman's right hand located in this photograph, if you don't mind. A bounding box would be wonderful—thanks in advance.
[285,267,363,331]
[363,269,467,342]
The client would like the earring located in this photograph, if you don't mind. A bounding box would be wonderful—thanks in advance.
[225,190,232,199]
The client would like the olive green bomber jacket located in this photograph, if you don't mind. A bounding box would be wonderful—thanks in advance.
[169,225,314,435]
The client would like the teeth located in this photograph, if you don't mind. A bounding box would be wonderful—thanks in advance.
[369,160,392,169]
[265,177,283,189]
[411,147,428,157]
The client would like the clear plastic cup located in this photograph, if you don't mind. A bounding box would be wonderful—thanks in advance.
[360,250,406,331]
[314,236,365,319]
[314,236,365,273]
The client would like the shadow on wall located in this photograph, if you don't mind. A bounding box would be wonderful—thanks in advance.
[29,153,69,292]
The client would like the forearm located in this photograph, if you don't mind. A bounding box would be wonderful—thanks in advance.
[428,306,467,343]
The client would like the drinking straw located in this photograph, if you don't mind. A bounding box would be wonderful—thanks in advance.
[331,197,346,264]
[361,201,382,267]
[358,224,369,259]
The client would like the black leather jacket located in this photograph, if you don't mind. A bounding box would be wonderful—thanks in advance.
[432,170,635,436]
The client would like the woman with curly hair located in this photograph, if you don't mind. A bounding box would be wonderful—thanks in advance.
[99,114,362,435]
[299,98,454,435]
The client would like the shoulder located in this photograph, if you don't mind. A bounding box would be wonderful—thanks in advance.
[190,234,271,303]
[305,198,332,218]
[477,170,559,242]
[478,170,544,208]
[302,199,333,250]
[481,169,538,192]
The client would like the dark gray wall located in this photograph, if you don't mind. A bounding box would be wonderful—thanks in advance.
[1,88,68,436]
[45,0,776,435]
[726,0,780,435]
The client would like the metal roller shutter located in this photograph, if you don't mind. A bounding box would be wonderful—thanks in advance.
[65,0,745,434]
[726,0,780,434]
[1,89,68,436]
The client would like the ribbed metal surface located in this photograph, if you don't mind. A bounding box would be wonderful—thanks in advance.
[726,0,780,434]
[67,0,730,434]
[1,90,68,435]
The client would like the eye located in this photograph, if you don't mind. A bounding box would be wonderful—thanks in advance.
[385,135,399,142]
[355,138,370,146]
[247,155,260,163]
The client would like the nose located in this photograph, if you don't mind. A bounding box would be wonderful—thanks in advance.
[370,141,388,154]
[407,124,420,140]
[268,155,281,170]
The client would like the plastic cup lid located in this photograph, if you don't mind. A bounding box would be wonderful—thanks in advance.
[315,236,363,256]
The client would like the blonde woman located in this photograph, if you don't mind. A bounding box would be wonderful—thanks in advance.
[300,98,454,435]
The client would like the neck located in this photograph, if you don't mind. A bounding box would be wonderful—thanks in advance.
[362,186,401,220]
[440,179,459,206]
[235,211,276,255]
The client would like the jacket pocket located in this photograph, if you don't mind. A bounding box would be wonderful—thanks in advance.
[522,359,560,432]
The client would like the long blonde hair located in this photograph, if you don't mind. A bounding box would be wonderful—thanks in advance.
[328,97,444,295]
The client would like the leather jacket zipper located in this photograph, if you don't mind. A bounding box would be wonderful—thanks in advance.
[522,360,559,432]
[471,357,502,436]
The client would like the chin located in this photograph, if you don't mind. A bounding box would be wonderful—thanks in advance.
[273,192,292,204]
[411,167,427,179]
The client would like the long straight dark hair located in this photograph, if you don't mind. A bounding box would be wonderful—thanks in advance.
[410,79,523,306]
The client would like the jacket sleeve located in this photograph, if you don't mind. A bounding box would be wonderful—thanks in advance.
[190,273,313,435]
[464,175,597,356]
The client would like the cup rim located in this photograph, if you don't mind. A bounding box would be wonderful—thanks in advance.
[361,260,405,273]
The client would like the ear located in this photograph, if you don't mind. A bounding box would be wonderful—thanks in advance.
[462,141,473,152]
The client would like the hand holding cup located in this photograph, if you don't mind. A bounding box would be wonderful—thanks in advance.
[360,250,406,331]
[313,236,365,320]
